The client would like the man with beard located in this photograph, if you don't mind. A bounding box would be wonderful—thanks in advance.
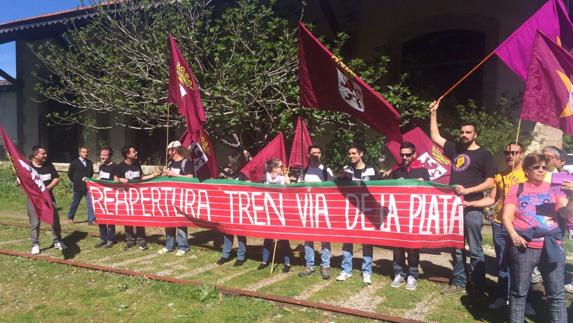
[430,100,496,295]
[115,145,160,251]
[94,146,117,248]
[297,145,335,280]
[389,142,429,291]
[336,145,377,285]
[27,145,65,254]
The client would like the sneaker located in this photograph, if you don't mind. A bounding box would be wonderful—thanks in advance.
[31,244,40,255]
[405,275,417,291]
[233,259,245,267]
[321,267,330,280]
[216,257,231,265]
[158,247,170,255]
[488,297,507,310]
[363,274,372,285]
[565,283,573,294]
[336,272,353,281]
[53,241,66,250]
[257,263,269,270]
[67,219,74,225]
[175,250,187,257]
[524,302,536,316]
[390,275,405,288]
[104,241,114,248]
[138,243,149,251]
[298,267,315,277]
[442,284,466,295]
[124,243,136,251]
[94,239,107,248]
[282,265,291,273]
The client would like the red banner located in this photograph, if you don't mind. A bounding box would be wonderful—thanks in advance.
[87,178,464,249]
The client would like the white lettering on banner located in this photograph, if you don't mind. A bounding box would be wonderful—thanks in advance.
[89,184,464,240]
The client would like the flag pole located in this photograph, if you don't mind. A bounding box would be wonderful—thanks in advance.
[270,240,278,274]
[512,118,522,172]
[165,103,170,169]
[438,50,496,101]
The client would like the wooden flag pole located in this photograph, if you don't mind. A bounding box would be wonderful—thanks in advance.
[512,118,522,172]
[270,240,278,274]
[165,104,170,169]
[438,50,496,102]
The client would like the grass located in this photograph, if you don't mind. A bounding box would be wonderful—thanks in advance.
[1,167,573,322]
[0,255,365,323]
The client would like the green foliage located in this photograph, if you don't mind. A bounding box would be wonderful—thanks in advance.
[31,0,429,163]
[445,99,527,154]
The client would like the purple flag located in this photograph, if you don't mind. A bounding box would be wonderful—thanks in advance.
[495,0,573,80]
[521,32,573,135]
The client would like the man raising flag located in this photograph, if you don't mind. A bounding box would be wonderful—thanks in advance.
[168,34,218,179]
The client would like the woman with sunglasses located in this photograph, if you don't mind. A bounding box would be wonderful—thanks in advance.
[502,153,573,322]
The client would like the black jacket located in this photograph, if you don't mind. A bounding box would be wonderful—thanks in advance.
[68,158,94,192]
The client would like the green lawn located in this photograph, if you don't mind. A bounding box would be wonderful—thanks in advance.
[0,167,572,322]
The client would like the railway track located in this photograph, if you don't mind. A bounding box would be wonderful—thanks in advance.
[0,220,446,322]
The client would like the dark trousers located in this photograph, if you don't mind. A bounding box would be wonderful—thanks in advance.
[125,226,146,246]
[393,248,420,279]
[451,210,485,287]
[98,224,115,242]
[492,221,510,300]
[262,239,291,265]
[67,190,95,223]
[509,246,566,322]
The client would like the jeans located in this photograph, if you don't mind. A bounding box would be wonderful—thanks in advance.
[451,210,485,287]
[66,190,95,223]
[27,199,61,246]
[509,246,566,323]
[98,224,115,242]
[393,248,420,279]
[492,221,510,300]
[165,227,189,252]
[341,243,373,276]
[125,226,146,246]
[262,239,291,265]
[222,235,246,261]
[304,241,331,268]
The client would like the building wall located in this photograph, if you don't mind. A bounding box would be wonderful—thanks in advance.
[0,90,17,143]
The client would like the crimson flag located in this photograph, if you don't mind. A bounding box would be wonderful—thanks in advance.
[240,133,287,182]
[168,34,218,179]
[0,127,54,224]
[298,22,401,142]
[521,32,573,135]
[386,127,451,184]
[288,117,313,169]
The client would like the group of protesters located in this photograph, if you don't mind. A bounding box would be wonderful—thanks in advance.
[22,101,573,322]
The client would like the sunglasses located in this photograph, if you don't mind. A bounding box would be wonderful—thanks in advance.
[528,165,547,171]
[503,151,521,156]
[400,153,413,157]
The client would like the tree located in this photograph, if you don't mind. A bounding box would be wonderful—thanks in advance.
[32,0,429,165]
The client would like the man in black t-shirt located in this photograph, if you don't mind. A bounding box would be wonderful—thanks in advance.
[27,145,65,254]
[114,145,160,251]
[158,141,194,257]
[430,100,496,295]
[389,142,430,291]
[95,146,116,249]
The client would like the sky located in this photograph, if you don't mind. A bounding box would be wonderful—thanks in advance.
[0,0,84,79]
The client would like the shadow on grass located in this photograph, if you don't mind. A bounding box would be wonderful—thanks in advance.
[61,231,88,259]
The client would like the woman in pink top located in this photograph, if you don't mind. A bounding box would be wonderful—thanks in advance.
[502,153,573,322]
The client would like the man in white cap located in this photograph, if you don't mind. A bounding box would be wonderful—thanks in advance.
[158,141,194,256]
